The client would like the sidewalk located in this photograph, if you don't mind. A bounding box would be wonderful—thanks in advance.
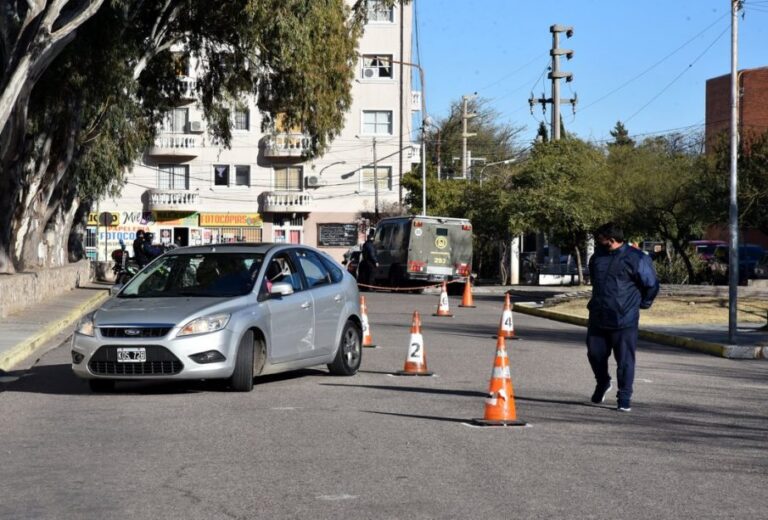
[0,283,110,371]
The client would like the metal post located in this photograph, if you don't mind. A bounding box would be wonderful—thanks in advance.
[421,127,426,216]
[373,137,379,222]
[552,28,561,141]
[728,0,741,343]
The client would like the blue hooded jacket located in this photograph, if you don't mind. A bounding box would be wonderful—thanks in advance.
[587,243,659,329]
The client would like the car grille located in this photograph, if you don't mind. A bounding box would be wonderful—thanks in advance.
[88,345,183,376]
[99,327,173,338]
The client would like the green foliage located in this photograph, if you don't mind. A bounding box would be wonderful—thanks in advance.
[653,251,710,285]
[609,121,635,148]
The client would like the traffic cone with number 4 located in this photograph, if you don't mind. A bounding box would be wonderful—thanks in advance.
[433,281,453,317]
[497,293,519,339]
[360,296,377,348]
[395,311,433,376]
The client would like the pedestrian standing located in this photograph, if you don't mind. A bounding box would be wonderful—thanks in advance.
[586,222,659,412]
[358,229,379,291]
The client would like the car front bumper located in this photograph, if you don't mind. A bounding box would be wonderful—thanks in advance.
[71,328,238,380]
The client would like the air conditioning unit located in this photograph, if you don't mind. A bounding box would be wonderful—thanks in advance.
[188,120,204,133]
[305,175,325,188]
[362,67,377,79]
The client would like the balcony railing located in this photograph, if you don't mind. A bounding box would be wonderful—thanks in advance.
[263,133,311,158]
[261,191,313,213]
[178,76,197,99]
[148,134,201,157]
[147,189,199,211]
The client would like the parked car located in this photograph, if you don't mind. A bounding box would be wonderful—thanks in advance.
[754,253,768,279]
[689,240,727,262]
[71,243,362,392]
[341,246,361,280]
[710,244,765,284]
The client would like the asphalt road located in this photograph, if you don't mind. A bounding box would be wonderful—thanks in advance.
[1,291,767,519]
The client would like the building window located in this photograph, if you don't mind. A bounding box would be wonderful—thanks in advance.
[362,55,393,79]
[362,166,392,192]
[235,165,250,186]
[163,108,189,133]
[362,110,393,135]
[366,0,394,22]
[158,164,189,190]
[274,166,303,191]
[214,165,229,186]
[233,108,249,131]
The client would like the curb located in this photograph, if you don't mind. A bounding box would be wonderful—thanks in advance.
[0,290,111,371]
[512,303,768,360]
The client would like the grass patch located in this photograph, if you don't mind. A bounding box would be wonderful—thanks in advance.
[548,296,768,326]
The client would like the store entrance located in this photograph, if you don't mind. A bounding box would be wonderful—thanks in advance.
[173,227,189,247]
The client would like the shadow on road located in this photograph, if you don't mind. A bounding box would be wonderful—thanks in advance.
[0,364,327,396]
[320,382,487,398]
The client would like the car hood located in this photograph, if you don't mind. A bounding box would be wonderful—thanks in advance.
[94,296,233,327]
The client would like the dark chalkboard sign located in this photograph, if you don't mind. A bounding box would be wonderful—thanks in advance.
[317,223,358,247]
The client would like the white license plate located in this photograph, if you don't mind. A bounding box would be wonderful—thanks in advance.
[117,347,146,363]
[426,266,453,275]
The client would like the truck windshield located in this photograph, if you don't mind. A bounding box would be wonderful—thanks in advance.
[118,253,264,298]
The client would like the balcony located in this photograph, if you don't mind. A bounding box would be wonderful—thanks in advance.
[178,76,197,100]
[263,133,311,158]
[148,134,201,158]
[261,191,313,213]
[146,189,200,211]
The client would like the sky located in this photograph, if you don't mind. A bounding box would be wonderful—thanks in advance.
[415,0,768,148]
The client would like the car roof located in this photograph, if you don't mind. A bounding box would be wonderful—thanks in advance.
[168,243,322,256]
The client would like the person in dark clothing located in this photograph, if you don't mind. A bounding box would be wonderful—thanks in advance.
[142,232,164,262]
[357,229,379,291]
[586,222,659,412]
[133,230,148,267]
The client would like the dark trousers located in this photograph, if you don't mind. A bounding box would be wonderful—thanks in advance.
[586,325,638,402]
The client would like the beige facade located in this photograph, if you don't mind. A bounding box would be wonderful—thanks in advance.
[90,1,416,262]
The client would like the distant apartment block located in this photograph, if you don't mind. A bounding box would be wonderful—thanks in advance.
[90,0,418,261]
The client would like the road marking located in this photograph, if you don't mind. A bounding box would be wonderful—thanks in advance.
[271,407,298,410]
[316,494,357,501]
[637,378,653,383]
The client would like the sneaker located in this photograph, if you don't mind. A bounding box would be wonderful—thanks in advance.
[617,401,631,412]
[590,381,612,404]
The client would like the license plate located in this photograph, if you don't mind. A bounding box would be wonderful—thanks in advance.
[117,347,146,363]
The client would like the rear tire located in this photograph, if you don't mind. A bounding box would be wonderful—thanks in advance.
[229,330,255,392]
[88,379,115,392]
[328,321,362,376]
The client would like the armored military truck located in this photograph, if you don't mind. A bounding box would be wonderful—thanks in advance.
[371,215,473,291]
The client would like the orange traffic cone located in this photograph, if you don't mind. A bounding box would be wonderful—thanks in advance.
[472,336,526,426]
[395,311,433,376]
[432,281,453,317]
[496,293,519,339]
[458,277,476,308]
[360,296,377,348]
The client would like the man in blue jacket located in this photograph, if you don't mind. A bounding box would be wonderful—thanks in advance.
[587,222,659,412]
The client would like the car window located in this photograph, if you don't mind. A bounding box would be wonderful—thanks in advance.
[295,250,332,288]
[318,252,344,283]
[262,252,303,294]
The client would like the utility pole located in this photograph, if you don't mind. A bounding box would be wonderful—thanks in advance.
[461,94,477,178]
[728,0,742,343]
[435,128,442,181]
[373,137,379,222]
[529,24,576,141]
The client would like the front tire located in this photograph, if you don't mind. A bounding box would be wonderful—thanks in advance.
[328,321,362,376]
[229,330,255,392]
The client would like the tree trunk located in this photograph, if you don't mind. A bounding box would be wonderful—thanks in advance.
[574,244,584,286]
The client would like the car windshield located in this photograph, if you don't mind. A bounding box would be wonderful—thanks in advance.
[119,252,264,298]
[696,245,719,255]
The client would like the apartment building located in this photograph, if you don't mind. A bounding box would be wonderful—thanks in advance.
[89,0,417,262]
[705,67,768,153]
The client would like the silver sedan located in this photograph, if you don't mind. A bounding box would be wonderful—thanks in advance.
[71,244,362,392]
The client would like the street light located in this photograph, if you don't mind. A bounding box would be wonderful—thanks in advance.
[478,157,519,186]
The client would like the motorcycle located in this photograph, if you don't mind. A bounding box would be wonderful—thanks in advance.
[111,241,140,285]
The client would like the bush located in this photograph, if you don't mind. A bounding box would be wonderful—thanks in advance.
[653,252,710,284]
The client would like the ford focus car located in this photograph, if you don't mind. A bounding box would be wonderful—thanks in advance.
[71,244,362,392]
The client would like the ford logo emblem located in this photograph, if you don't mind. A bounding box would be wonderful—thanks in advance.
[124,329,142,336]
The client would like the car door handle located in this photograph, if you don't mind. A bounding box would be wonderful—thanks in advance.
[301,301,312,309]
[333,294,343,302]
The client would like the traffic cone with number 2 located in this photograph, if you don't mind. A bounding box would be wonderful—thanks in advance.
[360,296,377,348]
[472,335,526,427]
[497,293,519,339]
[395,311,433,376]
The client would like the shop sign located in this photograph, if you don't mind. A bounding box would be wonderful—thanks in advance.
[200,213,263,227]
[88,211,199,227]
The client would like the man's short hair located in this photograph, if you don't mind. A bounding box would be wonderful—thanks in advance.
[595,222,624,243]
[367,229,375,239]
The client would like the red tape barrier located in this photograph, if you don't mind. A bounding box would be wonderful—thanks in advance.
[356,279,463,292]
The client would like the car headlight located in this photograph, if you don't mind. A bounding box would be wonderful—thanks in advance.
[177,314,230,337]
[76,312,96,337]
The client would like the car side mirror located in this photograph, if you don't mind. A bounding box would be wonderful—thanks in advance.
[110,284,124,296]
[270,282,294,297]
